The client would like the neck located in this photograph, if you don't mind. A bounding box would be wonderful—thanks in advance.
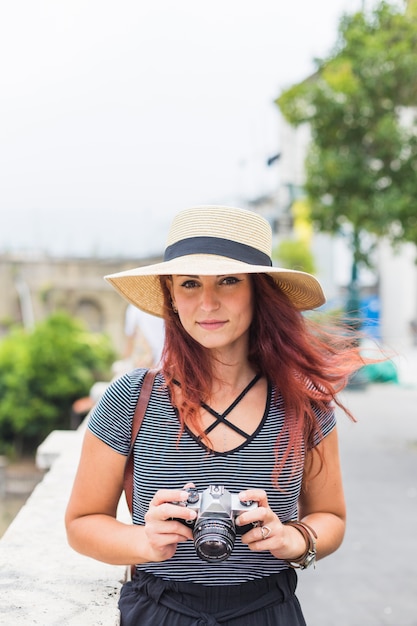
[210,356,256,395]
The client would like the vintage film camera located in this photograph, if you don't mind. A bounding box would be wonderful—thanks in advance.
[172,485,258,562]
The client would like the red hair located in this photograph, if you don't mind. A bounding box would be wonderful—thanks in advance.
[159,274,364,487]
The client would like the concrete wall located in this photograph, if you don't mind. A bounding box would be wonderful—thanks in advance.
[0,424,128,625]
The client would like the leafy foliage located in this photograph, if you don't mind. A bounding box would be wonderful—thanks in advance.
[0,312,115,454]
[276,1,417,264]
[274,239,316,274]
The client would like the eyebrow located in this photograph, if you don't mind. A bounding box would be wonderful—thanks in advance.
[175,275,232,279]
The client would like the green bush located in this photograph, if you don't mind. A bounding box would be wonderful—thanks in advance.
[0,312,115,455]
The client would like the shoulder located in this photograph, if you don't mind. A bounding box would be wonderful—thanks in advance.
[103,368,166,409]
[310,401,336,446]
[107,367,160,394]
[87,369,165,454]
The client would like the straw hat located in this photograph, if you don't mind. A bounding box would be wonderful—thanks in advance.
[105,205,325,316]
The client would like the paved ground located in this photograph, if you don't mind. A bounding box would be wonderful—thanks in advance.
[297,380,417,626]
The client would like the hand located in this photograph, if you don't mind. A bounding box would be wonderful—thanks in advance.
[143,485,197,562]
[236,489,305,561]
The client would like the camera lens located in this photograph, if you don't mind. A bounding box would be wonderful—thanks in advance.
[193,518,235,562]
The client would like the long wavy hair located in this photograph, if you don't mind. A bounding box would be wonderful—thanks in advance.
[159,273,365,488]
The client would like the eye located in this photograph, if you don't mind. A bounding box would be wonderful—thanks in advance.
[180,279,200,289]
[220,276,242,286]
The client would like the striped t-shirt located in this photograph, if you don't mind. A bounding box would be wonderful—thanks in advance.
[88,369,336,586]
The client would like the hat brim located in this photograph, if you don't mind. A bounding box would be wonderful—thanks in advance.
[105,254,326,316]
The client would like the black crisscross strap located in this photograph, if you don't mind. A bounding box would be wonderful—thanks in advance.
[199,373,261,441]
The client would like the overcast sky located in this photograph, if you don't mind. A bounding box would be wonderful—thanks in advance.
[0,0,388,257]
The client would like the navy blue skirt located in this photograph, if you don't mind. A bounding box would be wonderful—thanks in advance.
[119,569,307,625]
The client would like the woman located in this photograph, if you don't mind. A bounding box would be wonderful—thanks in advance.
[66,205,364,625]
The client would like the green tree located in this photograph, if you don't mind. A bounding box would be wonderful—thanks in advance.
[276,1,417,270]
[274,239,316,274]
[0,312,115,455]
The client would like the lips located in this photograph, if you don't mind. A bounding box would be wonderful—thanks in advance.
[197,320,227,331]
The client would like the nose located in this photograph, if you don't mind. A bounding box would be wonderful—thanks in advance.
[200,285,220,312]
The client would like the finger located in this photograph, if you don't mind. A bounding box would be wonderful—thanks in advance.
[146,520,194,542]
[147,502,197,525]
[238,489,269,507]
[236,505,268,529]
[243,525,274,551]
[150,489,191,507]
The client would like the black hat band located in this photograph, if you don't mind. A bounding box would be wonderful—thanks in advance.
[164,236,272,267]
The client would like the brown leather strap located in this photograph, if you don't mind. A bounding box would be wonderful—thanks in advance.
[283,520,317,569]
[123,369,158,515]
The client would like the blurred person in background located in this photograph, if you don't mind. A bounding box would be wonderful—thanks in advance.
[123,304,165,368]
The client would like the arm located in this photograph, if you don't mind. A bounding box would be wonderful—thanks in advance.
[297,425,346,560]
[238,427,346,563]
[65,429,196,565]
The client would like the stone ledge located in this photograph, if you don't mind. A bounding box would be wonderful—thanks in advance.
[0,426,128,625]
[36,429,82,470]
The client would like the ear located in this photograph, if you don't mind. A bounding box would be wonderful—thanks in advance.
[164,276,177,312]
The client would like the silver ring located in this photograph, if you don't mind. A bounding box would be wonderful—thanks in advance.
[260,525,272,540]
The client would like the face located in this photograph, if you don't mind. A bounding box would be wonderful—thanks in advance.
[169,274,254,354]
